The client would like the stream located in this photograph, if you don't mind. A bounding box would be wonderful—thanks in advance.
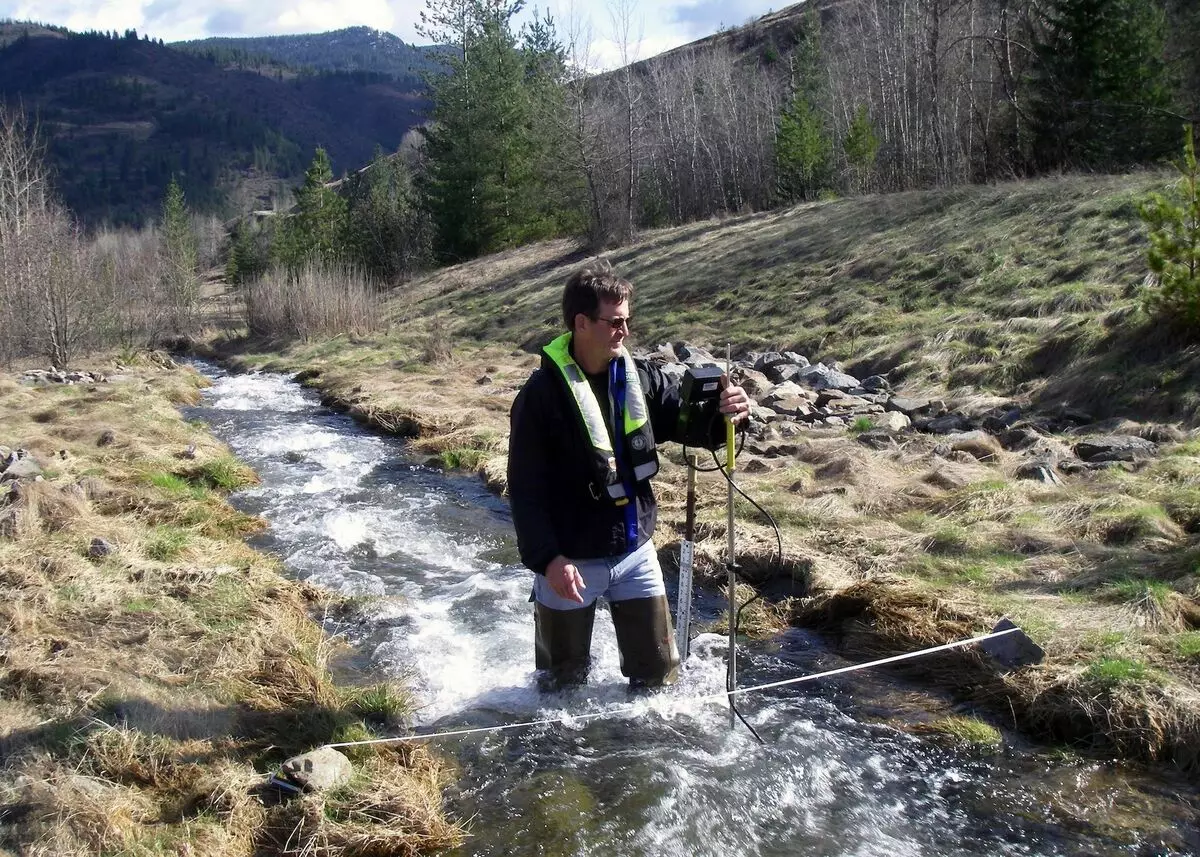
[187,365,1199,857]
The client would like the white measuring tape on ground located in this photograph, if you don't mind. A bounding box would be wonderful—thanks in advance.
[322,626,1021,750]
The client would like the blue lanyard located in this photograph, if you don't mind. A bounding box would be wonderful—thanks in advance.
[608,359,639,549]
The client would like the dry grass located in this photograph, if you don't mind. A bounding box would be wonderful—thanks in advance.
[245,263,384,342]
[0,357,460,856]
[988,667,1200,771]
[261,750,458,857]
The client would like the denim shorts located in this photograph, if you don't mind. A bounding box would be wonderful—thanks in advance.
[532,539,665,610]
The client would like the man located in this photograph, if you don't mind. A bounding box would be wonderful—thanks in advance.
[507,261,751,690]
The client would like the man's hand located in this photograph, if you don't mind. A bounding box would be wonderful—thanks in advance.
[719,376,752,424]
[546,555,585,603]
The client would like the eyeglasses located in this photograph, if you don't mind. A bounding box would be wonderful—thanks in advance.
[593,315,632,330]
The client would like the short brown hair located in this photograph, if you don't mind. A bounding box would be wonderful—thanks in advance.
[562,260,633,330]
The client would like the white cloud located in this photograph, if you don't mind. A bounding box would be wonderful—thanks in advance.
[276,0,394,36]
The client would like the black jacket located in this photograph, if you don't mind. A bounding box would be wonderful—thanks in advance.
[507,352,724,574]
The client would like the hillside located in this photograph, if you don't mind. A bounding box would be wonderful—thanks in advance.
[626,0,815,71]
[174,26,444,89]
[391,172,1195,424]
[0,25,428,225]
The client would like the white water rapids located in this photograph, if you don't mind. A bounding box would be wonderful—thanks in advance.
[188,366,1198,857]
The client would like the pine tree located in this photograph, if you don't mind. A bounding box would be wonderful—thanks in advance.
[225,220,270,285]
[275,147,347,271]
[775,94,832,203]
[343,149,431,280]
[774,5,831,203]
[517,10,583,240]
[160,176,199,333]
[1030,0,1177,170]
[1141,124,1200,334]
[843,105,879,194]
[418,0,545,261]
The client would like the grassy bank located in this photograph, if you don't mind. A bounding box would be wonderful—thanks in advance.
[212,172,1200,773]
[0,356,460,855]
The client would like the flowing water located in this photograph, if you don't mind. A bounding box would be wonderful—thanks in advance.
[188,366,1199,857]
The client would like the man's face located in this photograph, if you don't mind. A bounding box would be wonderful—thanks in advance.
[574,297,630,370]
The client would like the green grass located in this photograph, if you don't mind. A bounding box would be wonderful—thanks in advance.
[385,173,1200,425]
[1172,632,1200,661]
[923,524,975,555]
[192,456,255,491]
[906,552,1021,589]
[190,575,255,633]
[1084,657,1152,687]
[1167,439,1200,457]
[144,525,190,561]
[146,471,208,500]
[177,502,263,537]
[328,721,386,763]
[1160,488,1200,532]
[734,495,827,530]
[437,448,490,470]
[976,596,1058,645]
[848,416,874,433]
[342,682,412,726]
[1107,578,1174,607]
[1082,630,1129,654]
[57,582,85,602]
[922,716,1004,749]
[1092,501,1177,545]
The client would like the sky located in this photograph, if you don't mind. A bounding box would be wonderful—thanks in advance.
[0,0,791,68]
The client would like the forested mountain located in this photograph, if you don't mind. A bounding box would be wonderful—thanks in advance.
[0,23,428,226]
[174,27,444,90]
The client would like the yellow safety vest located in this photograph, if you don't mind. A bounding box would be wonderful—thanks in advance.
[544,332,659,504]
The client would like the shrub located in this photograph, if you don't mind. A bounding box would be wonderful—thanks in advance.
[244,262,383,341]
[1140,124,1200,334]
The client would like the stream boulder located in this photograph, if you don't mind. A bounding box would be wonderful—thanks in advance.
[280,747,353,792]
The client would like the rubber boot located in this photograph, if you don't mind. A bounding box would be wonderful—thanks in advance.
[610,595,680,688]
[534,602,596,691]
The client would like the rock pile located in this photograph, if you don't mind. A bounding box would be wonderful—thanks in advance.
[20,369,107,386]
[650,344,1183,480]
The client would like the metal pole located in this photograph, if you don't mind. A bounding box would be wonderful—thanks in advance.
[725,344,737,727]
[675,455,697,663]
